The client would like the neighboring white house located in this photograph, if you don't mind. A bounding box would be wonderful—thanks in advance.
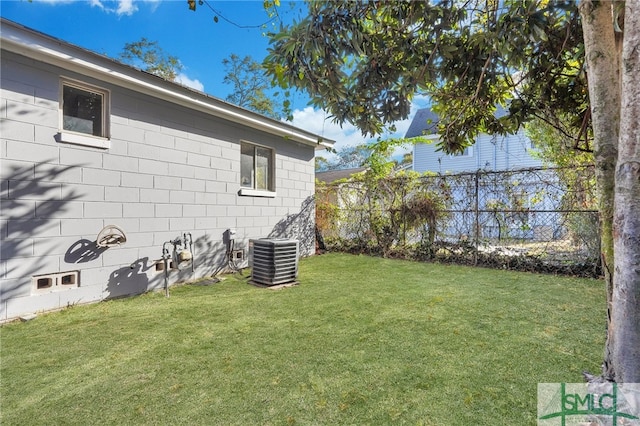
[0,19,334,321]
[405,108,568,242]
[406,108,542,173]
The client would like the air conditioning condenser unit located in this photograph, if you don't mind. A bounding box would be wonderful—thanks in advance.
[249,238,299,286]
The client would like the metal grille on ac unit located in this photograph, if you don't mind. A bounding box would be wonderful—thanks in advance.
[249,239,299,286]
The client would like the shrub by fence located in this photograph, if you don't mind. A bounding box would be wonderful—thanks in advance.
[316,166,600,277]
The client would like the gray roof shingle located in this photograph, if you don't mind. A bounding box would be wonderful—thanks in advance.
[316,167,367,183]
[405,106,510,139]
[404,108,439,138]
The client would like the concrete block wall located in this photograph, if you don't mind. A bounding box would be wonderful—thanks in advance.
[0,51,316,321]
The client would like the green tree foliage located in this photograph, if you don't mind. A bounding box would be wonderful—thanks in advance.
[119,38,182,81]
[317,170,450,257]
[222,54,289,119]
[314,144,371,172]
[526,118,593,169]
[526,119,598,283]
[333,145,371,169]
[526,117,596,224]
[315,156,330,172]
[398,152,413,168]
[264,1,586,153]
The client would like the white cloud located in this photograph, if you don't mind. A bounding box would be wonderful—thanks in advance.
[143,0,161,12]
[288,107,371,153]
[39,0,156,15]
[289,94,430,160]
[88,0,105,10]
[116,0,138,15]
[33,0,75,4]
[176,73,205,92]
[85,0,138,16]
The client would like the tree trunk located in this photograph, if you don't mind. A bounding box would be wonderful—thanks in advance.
[611,1,640,383]
[579,0,621,380]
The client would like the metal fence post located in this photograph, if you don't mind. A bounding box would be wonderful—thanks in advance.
[474,170,480,266]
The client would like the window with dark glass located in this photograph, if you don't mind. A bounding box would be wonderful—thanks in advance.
[62,83,106,137]
[241,142,274,191]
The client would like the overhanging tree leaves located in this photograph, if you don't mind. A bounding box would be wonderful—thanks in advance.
[265,0,639,382]
[119,38,182,81]
[222,54,289,119]
[314,144,373,172]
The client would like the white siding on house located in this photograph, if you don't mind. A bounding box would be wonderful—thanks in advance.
[407,106,543,174]
[413,129,542,173]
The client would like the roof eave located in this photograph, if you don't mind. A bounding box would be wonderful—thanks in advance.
[0,19,335,151]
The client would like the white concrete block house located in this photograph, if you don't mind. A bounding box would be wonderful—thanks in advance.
[0,19,334,322]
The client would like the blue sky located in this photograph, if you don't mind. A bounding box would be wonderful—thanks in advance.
[1,0,425,156]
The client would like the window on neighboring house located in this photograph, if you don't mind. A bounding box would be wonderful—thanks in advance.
[240,142,275,196]
[453,146,472,157]
[59,79,110,149]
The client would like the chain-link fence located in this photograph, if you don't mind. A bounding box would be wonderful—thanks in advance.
[317,166,600,277]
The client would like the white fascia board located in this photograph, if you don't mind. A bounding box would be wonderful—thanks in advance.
[0,20,335,151]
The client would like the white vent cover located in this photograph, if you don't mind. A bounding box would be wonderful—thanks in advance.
[249,239,299,286]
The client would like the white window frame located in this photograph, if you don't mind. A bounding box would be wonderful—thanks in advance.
[239,141,276,197]
[58,78,110,149]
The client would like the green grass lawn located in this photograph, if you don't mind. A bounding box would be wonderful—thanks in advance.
[1,253,605,425]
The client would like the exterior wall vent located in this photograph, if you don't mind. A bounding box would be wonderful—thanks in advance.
[36,277,53,290]
[249,239,299,286]
[32,271,79,294]
[59,272,77,287]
